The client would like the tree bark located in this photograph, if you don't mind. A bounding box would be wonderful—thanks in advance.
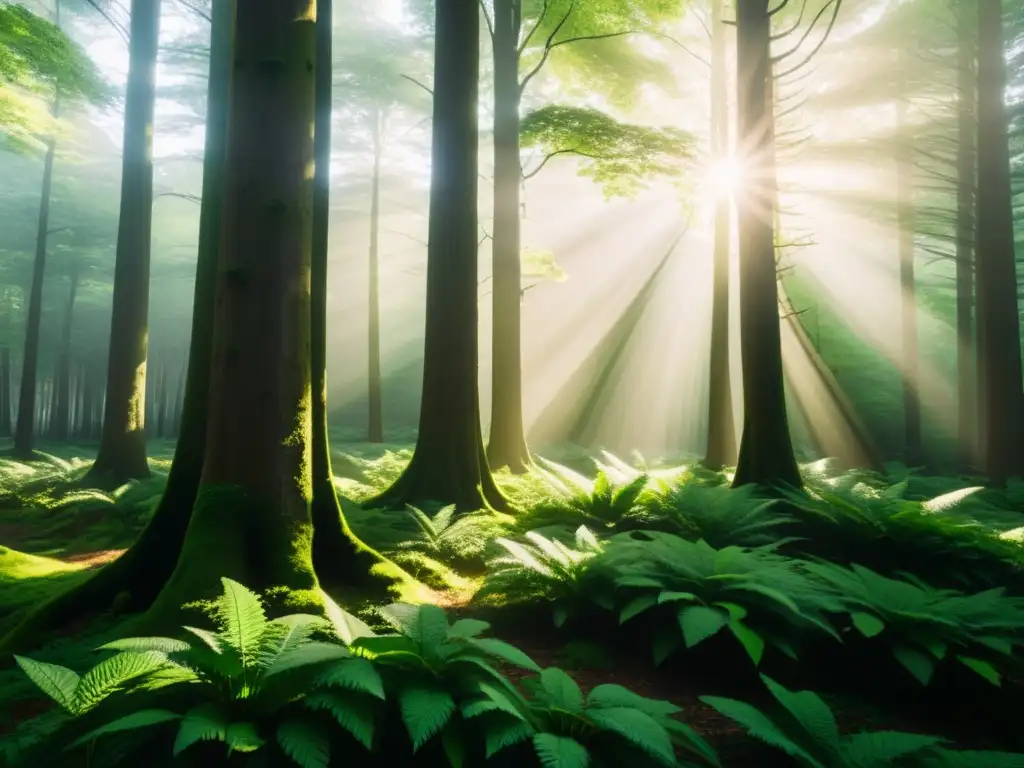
[955,0,977,471]
[146,0,324,624]
[894,58,921,465]
[13,104,58,459]
[309,0,403,592]
[486,0,531,473]
[0,0,234,652]
[367,105,384,443]
[51,260,79,442]
[974,0,1023,483]
[703,0,736,470]
[85,0,161,486]
[0,346,10,438]
[368,0,507,512]
[731,0,801,490]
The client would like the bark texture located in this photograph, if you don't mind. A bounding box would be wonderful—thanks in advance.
[86,0,161,486]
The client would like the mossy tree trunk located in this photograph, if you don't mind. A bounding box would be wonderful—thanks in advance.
[85,0,161,487]
[703,0,736,471]
[13,102,58,459]
[367,105,384,443]
[974,0,1023,483]
[310,0,401,593]
[955,1,977,471]
[0,0,233,652]
[51,259,79,442]
[145,0,324,624]
[369,0,507,513]
[486,0,531,473]
[731,0,801,491]
[894,58,921,466]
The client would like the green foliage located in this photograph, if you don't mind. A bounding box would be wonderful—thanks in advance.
[701,675,1024,768]
[520,105,694,198]
[804,562,1024,686]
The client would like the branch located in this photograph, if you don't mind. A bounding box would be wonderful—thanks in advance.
[154,192,201,204]
[518,0,577,94]
[519,0,549,54]
[83,0,129,44]
[479,0,494,39]
[400,73,433,97]
[773,0,844,78]
[521,147,609,180]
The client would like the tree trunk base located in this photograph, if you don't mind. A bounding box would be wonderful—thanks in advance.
[366,447,508,514]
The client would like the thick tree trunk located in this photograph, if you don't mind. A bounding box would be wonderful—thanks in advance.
[367,106,384,443]
[146,0,325,625]
[895,61,921,465]
[974,0,1023,483]
[310,0,402,592]
[731,0,801,490]
[51,261,79,442]
[487,0,531,473]
[85,0,161,486]
[0,0,233,652]
[13,105,58,459]
[955,2,977,471]
[0,346,10,438]
[703,0,736,470]
[369,0,507,512]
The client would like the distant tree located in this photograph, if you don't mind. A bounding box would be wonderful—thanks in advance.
[84,0,162,486]
[369,0,507,511]
[974,0,1023,483]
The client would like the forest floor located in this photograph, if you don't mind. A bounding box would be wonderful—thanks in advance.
[1,438,1023,765]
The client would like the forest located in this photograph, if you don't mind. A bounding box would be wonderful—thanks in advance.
[0,0,1023,765]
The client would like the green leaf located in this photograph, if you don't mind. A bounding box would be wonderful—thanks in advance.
[586,684,680,717]
[841,731,944,765]
[539,667,583,712]
[315,656,385,699]
[441,720,466,768]
[586,707,677,765]
[651,628,681,666]
[262,642,350,679]
[729,621,766,665]
[399,685,456,751]
[761,676,840,758]
[851,612,886,638]
[216,577,268,670]
[12,656,79,713]
[382,603,449,657]
[323,595,376,644]
[73,651,170,713]
[616,576,665,589]
[277,719,330,768]
[225,722,265,754]
[699,696,825,768]
[462,638,541,672]
[663,720,722,766]
[893,646,936,686]
[173,703,228,756]
[957,656,1001,686]
[98,637,191,654]
[463,681,527,721]
[679,605,729,648]
[448,618,490,638]
[67,709,180,750]
[258,614,325,670]
[485,718,534,758]
[657,590,698,604]
[619,594,658,624]
[532,733,590,768]
[304,691,376,750]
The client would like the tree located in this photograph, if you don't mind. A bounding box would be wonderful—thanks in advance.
[703,0,736,470]
[731,0,801,490]
[974,0,1023,483]
[368,0,507,512]
[84,0,161,486]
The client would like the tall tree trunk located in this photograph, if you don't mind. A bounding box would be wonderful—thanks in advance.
[155,360,167,438]
[955,1,977,471]
[146,0,325,625]
[487,0,530,473]
[13,100,59,459]
[0,346,10,438]
[75,359,86,438]
[731,0,801,490]
[703,0,736,470]
[974,0,1023,483]
[0,0,234,652]
[367,106,384,443]
[895,59,921,465]
[310,0,400,591]
[369,0,507,512]
[51,260,79,442]
[85,0,161,486]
